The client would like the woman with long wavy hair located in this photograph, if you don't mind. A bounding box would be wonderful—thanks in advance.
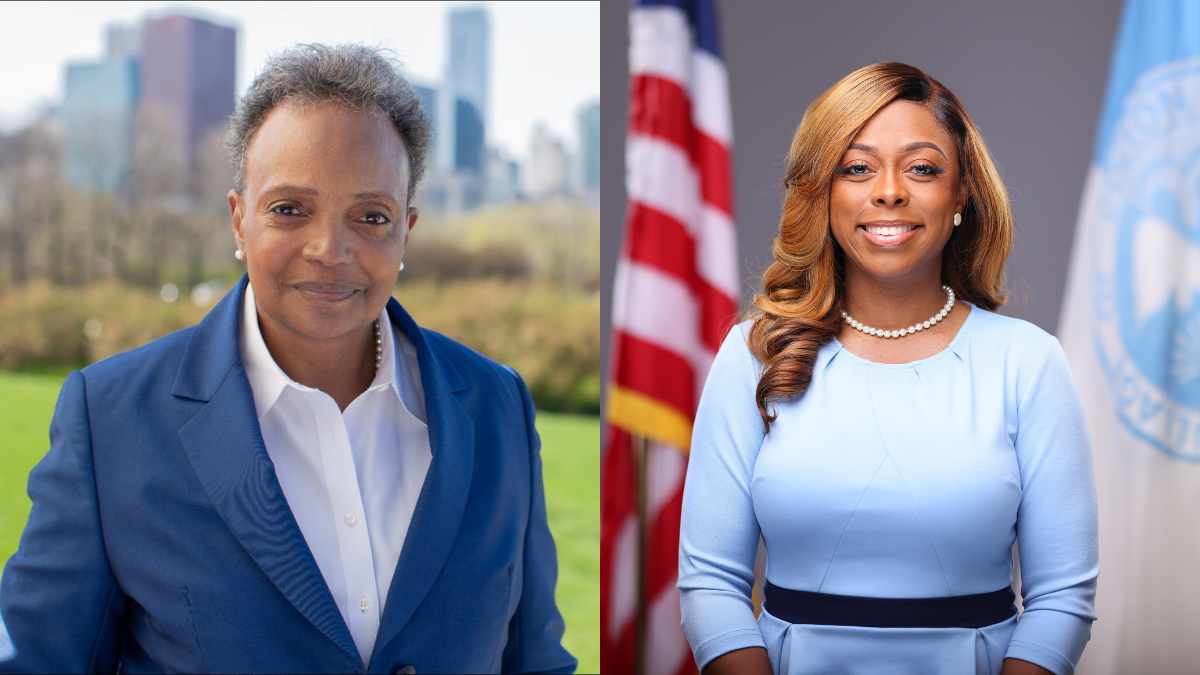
[678,62,1098,675]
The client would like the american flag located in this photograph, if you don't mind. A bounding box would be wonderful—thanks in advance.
[601,0,737,673]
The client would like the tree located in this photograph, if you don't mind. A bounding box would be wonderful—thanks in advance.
[0,122,64,286]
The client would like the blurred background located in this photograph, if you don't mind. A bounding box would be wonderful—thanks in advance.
[0,1,598,671]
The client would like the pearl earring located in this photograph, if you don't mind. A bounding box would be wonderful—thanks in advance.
[234,249,244,261]
[953,212,962,227]
[398,261,405,272]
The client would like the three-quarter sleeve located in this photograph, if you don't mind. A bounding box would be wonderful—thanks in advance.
[678,323,768,669]
[1005,336,1099,675]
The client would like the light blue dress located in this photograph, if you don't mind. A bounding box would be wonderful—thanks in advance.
[679,303,1099,675]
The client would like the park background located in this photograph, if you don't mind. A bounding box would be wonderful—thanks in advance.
[0,2,599,671]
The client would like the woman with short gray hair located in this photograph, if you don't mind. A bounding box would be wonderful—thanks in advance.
[0,43,576,674]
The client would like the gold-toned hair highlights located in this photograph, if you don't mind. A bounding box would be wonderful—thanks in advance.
[748,62,1013,431]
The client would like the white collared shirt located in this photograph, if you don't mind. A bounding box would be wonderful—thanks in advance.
[238,283,432,665]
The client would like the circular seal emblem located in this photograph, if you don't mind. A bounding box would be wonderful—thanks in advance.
[1088,57,1200,462]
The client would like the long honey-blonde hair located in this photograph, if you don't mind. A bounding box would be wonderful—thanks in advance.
[748,62,1013,431]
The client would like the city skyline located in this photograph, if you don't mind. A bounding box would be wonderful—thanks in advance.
[0,1,599,161]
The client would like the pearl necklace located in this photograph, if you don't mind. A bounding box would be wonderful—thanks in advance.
[372,320,383,372]
[841,285,955,339]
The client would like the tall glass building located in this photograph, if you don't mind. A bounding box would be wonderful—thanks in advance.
[62,57,140,195]
[453,98,484,173]
[577,100,600,193]
[413,82,439,174]
[437,6,491,174]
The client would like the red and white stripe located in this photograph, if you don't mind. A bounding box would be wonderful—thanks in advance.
[601,4,738,675]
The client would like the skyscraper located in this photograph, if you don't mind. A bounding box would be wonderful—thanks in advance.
[522,123,570,200]
[453,98,484,173]
[62,57,140,195]
[484,147,520,203]
[104,22,141,60]
[576,100,600,193]
[412,82,439,175]
[437,6,491,173]
[139,13,237,184]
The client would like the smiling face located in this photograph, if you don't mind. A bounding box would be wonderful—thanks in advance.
[829,99,965,284]
[229,99,418,343]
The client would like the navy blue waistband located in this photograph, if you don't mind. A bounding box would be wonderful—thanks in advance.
[763,582,1017,629]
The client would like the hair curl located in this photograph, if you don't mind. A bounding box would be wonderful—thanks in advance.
[748,62,1013,431]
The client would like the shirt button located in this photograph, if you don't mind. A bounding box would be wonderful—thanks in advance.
[359,596,370,612]
[344,513,358,527]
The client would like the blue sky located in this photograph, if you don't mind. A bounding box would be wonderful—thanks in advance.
[0,1,600,158]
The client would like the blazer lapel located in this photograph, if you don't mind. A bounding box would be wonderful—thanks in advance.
[172,274,359,664]
[370,299,475,665]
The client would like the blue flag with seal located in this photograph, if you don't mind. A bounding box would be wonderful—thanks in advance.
[1059,0,1200,672]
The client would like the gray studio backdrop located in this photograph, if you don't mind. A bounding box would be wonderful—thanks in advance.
[600,0,1124,405]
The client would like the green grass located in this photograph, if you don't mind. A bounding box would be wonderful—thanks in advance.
[0,371,598,673]
[536,411,600,673]
[0,371,61,568]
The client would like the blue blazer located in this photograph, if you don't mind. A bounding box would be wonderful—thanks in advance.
[0,275,576,674]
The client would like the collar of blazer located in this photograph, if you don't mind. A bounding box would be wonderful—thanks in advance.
[172,274,475,664]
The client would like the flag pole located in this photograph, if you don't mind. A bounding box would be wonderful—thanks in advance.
[635,432,649,675]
